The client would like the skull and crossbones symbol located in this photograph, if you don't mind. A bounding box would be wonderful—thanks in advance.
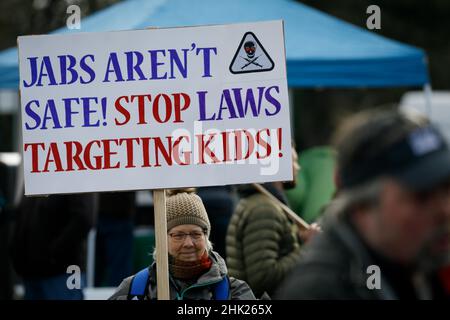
[240,40,262,69]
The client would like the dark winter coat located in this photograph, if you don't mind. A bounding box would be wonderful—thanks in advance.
[226,184,302,297]
[11,194,97,278]
[275,212,449,300]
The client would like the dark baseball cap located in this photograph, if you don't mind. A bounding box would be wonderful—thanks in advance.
[337,111,450,191]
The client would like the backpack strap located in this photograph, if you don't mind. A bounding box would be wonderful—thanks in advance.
[128,268,150,300]
[213,276,230,300]
[128,268,230,300]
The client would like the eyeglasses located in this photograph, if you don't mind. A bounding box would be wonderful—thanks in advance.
[168,231,205,242]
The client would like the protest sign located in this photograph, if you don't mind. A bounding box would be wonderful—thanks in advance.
[18,20,292,196]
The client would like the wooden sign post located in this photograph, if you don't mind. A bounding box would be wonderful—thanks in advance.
[153,189,170,300]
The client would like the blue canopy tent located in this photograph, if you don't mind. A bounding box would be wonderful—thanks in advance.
[0,0,430,88]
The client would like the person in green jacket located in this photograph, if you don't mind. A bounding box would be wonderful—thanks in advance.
[226,148,320,298]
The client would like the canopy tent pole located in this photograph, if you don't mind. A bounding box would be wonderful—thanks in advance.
[423,83,433,118]
[86,229,97,288]
[289,88,295,136]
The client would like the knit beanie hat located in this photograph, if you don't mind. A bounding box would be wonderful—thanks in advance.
[166,189,211,237]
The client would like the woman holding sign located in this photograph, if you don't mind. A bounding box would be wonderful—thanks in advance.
[109,189,255,300]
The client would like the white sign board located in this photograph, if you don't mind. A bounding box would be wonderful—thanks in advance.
[18,20,292,195]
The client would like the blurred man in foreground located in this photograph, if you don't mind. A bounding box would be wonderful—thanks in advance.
[276,109,450,299]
